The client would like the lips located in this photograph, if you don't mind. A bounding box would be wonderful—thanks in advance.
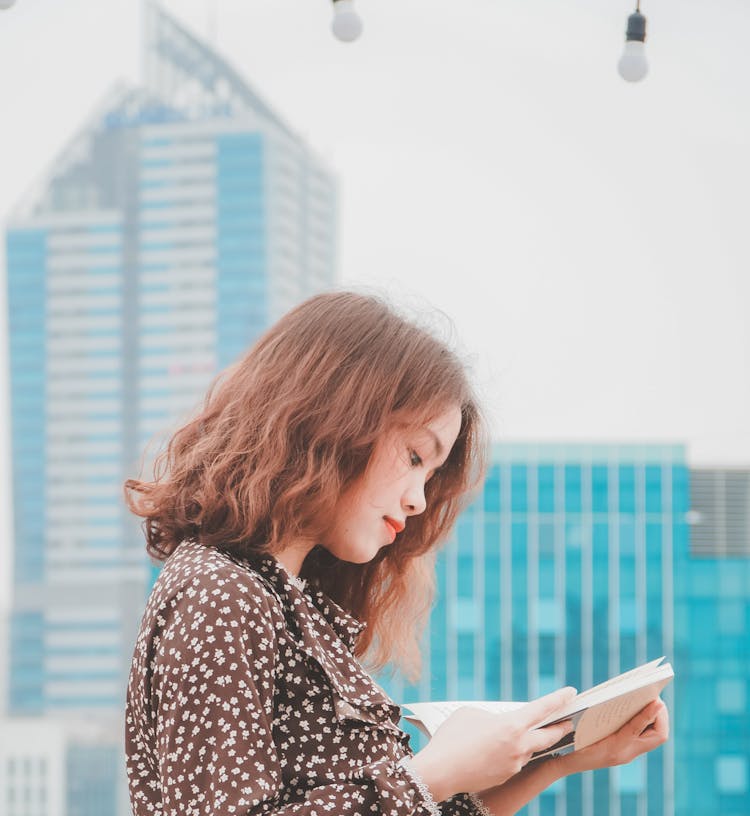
[383,516,405,544]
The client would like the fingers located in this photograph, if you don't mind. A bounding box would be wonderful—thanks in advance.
[646,701,669,741]
[522,686,578,727]
[616,699,669,758]
[527,718,575,755]
[630,699,665,736]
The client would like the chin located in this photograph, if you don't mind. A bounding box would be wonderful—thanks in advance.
[323,539,382,565]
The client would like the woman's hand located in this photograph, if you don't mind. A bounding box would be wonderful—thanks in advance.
[556,698,669,777]
[410,686,578,801]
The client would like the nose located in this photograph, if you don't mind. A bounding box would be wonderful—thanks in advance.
[402,480,427,516]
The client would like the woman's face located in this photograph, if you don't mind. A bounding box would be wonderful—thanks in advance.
[320,404,463,564]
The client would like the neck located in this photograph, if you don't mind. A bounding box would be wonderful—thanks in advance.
[274,540,316,578]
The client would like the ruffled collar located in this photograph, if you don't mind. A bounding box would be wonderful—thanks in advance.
[241,550,368,650]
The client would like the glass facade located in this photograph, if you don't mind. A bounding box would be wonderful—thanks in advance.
[66,744,119,816]
[6,7,336,816]
[215,132,268,366]
[7,214,127,716]
[6,8,336,725]
[382,450,750,816]
[674,469,750,816]
[7,228,47,589]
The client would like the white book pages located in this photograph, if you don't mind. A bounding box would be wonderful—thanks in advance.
[535,661,673,728]
[402,700,526,738]
[571,671,673,751]
[401,659,674,755]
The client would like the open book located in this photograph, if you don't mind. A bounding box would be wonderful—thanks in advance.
[401,657,673,760]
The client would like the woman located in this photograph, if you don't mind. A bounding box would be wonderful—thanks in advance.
[124,291,668,816]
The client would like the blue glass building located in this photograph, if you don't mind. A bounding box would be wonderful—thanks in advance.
[6,2,336,723]
[674,469,750,816]
[383,446,750,816]
[6,7,336,815]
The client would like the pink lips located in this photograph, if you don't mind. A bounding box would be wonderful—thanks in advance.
[383,517,405,544]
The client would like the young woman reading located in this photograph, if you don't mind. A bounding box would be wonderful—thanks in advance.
[124,291,668,816]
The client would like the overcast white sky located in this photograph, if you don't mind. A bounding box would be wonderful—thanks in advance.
[1,0,749,608]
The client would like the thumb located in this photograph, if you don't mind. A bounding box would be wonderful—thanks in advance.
[522,686,578,728]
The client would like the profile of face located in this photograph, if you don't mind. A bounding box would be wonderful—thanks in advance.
[320,404,463,564]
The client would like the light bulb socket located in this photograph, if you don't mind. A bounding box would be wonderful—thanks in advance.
[625,10,647,43]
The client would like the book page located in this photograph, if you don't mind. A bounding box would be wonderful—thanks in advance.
[401,658,673,748]
[535,660,671,728]
[402,700,526,737]
[571,657,665,704]
[574,675,672,750]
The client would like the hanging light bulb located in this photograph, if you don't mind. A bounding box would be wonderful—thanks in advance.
[331,0,362,43]
[618,2,648,82]
[0,0,17,9]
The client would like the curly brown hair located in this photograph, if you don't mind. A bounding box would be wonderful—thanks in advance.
[125,290,488,682]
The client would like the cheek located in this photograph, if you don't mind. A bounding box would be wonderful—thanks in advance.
[371,439,410,483]
[331,485,366,531]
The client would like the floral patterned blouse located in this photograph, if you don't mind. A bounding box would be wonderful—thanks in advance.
[125,540,491,816]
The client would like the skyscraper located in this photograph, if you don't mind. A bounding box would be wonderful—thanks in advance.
[6,1,336,727]
[383,447,750,816]
[384,442,685,816]
[675,468,750,816]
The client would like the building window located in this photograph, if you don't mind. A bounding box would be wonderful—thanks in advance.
[619,598,639,633]
[538,522,555,556]
[717,679,746,714]
[564,465,582,513]
[537,600,562,634]
[718,601,745,636]
[538,674,559,696]
[454,598,479,632]
[716,756,748,794]
[614,756,644,792]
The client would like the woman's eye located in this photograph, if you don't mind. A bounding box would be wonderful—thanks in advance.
[409,449,423,467]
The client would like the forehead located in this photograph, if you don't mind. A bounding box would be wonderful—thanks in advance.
[393,405,462,450]
[426,405,463,437]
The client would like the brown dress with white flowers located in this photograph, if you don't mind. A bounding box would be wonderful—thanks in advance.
[125,540,489,816]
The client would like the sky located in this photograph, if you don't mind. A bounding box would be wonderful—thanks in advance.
[1,0,749,608]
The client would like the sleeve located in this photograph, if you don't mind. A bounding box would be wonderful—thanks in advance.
[397,758,493,816]
[440,793,493,816]
[148,573,451,816]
